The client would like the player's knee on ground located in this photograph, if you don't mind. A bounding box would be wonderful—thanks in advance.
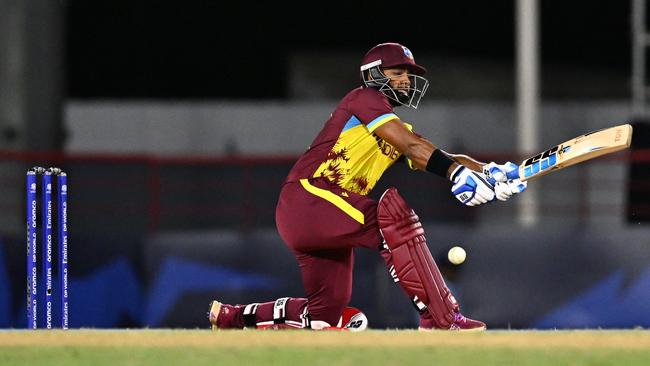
[308,287,351,327]
[337,306,368,331]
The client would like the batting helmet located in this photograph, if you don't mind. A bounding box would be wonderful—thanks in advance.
[361,42,427,75]
[360,42,429,109]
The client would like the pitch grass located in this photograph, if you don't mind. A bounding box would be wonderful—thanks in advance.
[1,329,650,366]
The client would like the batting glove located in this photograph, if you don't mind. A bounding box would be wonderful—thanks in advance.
[494,179,527,201]
[450,166,496,206]
[483,161,520,185]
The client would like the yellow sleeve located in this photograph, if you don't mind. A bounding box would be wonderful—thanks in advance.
[401,122,419,171]
[366,113,398,132]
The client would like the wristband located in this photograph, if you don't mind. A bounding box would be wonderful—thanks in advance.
[425,149,455,178]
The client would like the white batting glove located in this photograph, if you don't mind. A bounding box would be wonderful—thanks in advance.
[494,179,528,201]
[483,161,520,185]
[450,166,496,206]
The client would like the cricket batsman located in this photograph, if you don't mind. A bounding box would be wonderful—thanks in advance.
[209,42,527,331]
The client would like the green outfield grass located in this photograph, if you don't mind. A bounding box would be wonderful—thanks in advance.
[1,329,649,366]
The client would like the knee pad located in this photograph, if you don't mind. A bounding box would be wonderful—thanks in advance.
[310,306,368,331]
[336,306,368,332]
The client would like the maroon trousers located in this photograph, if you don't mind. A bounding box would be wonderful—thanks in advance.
[275,178,385,326]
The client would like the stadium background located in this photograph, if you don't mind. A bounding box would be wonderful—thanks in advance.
[0,0,648,330]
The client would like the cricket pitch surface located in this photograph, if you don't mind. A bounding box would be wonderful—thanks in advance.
[1,329,649,365]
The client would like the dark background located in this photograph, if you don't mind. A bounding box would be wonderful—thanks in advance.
[3,0,649,330]
[66,1,632,99]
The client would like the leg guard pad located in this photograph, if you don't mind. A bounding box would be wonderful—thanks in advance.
[378,187,458,328]
[248,297,310,330]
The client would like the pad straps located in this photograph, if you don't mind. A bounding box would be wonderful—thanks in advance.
[242,303,259,328]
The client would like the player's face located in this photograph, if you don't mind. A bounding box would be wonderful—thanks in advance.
[382,67,411,97]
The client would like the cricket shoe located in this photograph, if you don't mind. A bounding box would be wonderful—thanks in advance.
[208,300,243,330]
[419,312,486,332]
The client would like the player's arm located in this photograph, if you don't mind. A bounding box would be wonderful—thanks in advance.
[373,120,488,177]
[374,119,496,205]
[373,119,457,178]
[373,120,486,174]
[374,119,525,204]
[446,154,484,172]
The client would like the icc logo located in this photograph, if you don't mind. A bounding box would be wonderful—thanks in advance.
[46,184,51,191]
[30,183,36,191]
[61,185,67,193]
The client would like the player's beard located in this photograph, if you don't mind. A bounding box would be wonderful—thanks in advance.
[395,88,412,104]
[384,88,411,107]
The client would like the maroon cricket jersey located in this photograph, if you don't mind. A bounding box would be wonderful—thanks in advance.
[285,87,414,196]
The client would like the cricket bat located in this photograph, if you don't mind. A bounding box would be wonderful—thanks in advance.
[510,124,633,181]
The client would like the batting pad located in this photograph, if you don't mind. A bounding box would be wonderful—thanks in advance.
[378,187,458,328]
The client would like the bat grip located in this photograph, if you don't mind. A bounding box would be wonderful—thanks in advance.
[507,169,521,180]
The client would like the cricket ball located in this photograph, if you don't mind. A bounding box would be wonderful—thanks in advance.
[448,246,466,265]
